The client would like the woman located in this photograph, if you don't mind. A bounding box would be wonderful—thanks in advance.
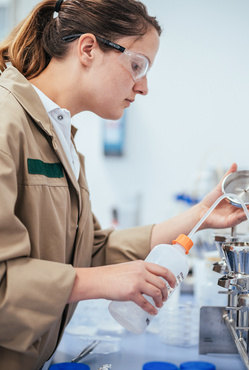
[0,0,246,369]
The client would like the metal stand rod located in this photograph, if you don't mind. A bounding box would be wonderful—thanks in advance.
[223,311,249,370]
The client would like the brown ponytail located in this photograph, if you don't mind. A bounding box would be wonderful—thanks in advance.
[0,1,57,79]
[0,0,162,79]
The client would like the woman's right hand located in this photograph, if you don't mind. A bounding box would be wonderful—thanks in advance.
[68,261,176,315]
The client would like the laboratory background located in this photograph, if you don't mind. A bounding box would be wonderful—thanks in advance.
[1,1,249,369]
[1,0,248,231]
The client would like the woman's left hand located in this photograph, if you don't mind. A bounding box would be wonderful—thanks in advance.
[198,163,248,230]
[151,162,248,248]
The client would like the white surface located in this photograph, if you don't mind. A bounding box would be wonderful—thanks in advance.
[51,295,246,370]
[52,327,245,370]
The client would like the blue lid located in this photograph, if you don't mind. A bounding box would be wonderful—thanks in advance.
[175,193,199,206]
[180,361,216,370]
[143,362,178,370]
[49,363,90,370]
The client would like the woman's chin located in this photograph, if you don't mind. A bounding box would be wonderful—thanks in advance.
[101,111,125,121]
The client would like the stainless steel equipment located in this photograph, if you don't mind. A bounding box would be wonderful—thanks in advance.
[199,233,249,369]
[222,170,249,207]
[212,234,249,274]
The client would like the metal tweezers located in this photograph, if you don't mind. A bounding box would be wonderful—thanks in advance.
[71,339,101,363]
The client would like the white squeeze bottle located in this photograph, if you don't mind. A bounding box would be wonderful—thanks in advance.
[108,234,193,334]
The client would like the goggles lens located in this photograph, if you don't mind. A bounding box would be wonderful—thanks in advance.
[118,50,150,82]
[62,34,150,82]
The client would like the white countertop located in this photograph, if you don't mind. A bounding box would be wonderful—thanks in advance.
[50,297,246,370]
[51,329,245,370]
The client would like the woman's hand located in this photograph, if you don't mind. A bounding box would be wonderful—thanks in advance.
[68,261,176,315]
[197,163,248,230]
[151,163,248,248]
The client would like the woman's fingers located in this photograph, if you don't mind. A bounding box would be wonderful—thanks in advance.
[133,293,158,315]
[134,278,172,314]
[139,262,176,311]
[223,163,237,179]
[143,272,169,305]
[145,262,176,289]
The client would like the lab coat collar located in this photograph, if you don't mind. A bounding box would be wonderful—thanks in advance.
[0,66,78,138]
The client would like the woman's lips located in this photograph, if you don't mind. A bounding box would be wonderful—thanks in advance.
[125,98,135,106]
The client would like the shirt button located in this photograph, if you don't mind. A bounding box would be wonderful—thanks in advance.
[53,140,58,150]
[57,115,63,121]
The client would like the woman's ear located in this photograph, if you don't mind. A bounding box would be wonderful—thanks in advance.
[77,33,99,66]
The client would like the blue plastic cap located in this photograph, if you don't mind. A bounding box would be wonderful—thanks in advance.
[180,361,216,370]
[143,362,178,370]
[49,363,90,370]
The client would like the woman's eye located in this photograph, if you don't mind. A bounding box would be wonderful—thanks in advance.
[131,62,141,73]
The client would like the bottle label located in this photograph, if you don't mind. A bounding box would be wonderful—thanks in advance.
[166,271,184,297]
[176,272,184,286]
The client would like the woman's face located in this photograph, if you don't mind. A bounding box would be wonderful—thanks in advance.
[86,27,160,120]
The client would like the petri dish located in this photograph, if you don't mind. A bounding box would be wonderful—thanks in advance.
[180,361,216,369]
[143,361,178,370]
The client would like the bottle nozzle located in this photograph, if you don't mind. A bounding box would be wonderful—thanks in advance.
[172,234,193,254]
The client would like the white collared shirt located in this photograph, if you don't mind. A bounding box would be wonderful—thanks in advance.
[32,85,80,180]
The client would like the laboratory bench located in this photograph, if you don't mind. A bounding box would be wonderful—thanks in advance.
[51,327,245,370]
[50,296,246,370]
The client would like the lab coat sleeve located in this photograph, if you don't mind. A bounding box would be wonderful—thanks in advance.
[91,212,154,266]
[0,150,76,353]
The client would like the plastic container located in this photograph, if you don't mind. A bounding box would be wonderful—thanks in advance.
[179,361,215,369]
[159,302,199,346]
[143,362,178,370]
[108,234,193,334]
[49,363,90,370]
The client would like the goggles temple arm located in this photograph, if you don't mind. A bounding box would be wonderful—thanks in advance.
[96,37,125,53]
[62,34,83,42]
[62,35,126,54]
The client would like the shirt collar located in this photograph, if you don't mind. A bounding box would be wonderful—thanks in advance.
[32,84,70,116]
[31,84,78,138]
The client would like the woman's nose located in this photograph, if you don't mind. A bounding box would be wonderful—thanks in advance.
[133,76,148,96]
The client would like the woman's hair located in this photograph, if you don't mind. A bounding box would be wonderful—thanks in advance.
[0,0,162,79]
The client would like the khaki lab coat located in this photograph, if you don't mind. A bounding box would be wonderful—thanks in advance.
[0,67,153,370]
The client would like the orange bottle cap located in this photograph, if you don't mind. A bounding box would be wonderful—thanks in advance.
[172,234,193,254]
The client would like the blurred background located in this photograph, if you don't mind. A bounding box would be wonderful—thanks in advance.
[1,0,249,233]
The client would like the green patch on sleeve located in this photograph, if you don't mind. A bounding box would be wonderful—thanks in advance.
[28,159,64,178]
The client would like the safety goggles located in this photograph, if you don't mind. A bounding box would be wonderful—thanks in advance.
[62,34,150,82]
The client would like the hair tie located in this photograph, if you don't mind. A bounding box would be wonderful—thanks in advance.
[55,0,64,13]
